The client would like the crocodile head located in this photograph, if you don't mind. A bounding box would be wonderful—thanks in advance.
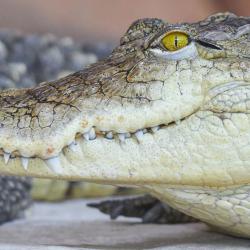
[0,12,249,188]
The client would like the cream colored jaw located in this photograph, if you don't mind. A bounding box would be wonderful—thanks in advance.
[1,123,162,175]
[0,75,204,160]
[0,122,188,185]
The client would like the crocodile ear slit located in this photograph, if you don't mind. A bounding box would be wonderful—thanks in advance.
[196,40,222,50]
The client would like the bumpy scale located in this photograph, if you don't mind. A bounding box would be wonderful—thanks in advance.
[0,13,249,238]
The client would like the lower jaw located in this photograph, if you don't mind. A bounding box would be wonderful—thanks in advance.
[147,184,250,239]
[0,133,247,189]
[0,116,249,188]
[0,125,178,184]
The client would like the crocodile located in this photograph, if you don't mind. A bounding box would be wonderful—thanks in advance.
[0,12,249,238]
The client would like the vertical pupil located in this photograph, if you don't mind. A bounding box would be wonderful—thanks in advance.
[174,35,178,48]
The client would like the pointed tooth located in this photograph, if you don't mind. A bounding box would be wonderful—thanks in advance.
[68,141,78,152]
[69,140,76,145]
[83,132,90,141]
[46,156,63,174]
[125,132,131,138]
[134,130,144,141]
[89,128,96,140]
[151,126,160,133]
[143,128,147,134]
[4,153,10,164]
[21,157,29,170]
[118,133,126,142]
[106,132,113,139]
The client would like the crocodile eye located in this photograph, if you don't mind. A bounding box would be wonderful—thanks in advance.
[161,31,189,51]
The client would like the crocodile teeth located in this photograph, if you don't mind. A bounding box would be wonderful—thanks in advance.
[4,153,10,164]
[135,130,144,141]
[125,132,131,138]
[68,141,78,152]
[151,126,160,133]
[106,132,113,139]
[46,156,63,174]
[89,128,96,140]
[83,132,90,141]
[118,133,126,142]
[21,157,29,170]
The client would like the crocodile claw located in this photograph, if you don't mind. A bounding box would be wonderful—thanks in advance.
[88,195,197,224]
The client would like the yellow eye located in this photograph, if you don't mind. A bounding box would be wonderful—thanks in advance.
[161,31,189,51]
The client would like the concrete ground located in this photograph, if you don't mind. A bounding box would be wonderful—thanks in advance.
[0,199,249,250]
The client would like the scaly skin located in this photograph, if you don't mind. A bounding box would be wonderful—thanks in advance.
[88,195,197,224]
[0,13,249,237]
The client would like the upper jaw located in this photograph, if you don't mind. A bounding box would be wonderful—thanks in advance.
[0,75,205,160]
[1,56,247,161]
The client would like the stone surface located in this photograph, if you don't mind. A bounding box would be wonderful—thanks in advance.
[0,199,249,250]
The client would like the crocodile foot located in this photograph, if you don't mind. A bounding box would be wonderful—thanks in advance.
[88,195,197,224]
